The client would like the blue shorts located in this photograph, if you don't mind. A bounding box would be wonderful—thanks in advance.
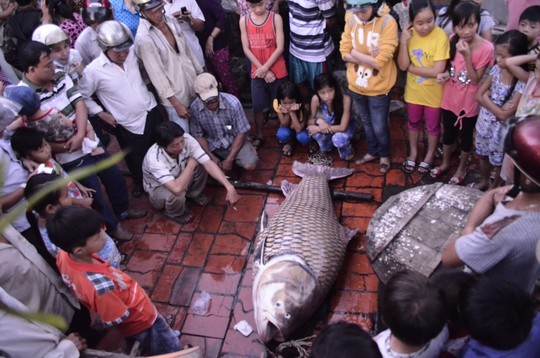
[251,77,286,113]
[289,54,328,89]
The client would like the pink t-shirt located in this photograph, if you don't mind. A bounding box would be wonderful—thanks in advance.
[441,38,494,119]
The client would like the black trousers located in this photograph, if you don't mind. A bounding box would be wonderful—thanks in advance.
[115,106,164,186]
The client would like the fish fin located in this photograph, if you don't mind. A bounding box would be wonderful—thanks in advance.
[280,180,298,198]
[258,210,268,234]
[341,226,359,245]
[292,161,354,180]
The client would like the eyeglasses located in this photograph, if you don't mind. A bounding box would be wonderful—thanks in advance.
[203,96,219,105]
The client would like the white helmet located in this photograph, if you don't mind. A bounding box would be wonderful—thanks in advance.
[96,20,133,52]
[32,24,69,46]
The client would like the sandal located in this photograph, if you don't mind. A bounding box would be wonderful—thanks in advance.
[402,159,416,174]
[416,161,432,175]
[430,166,448,179]
[449,175,465,186]
[379,159,391,174]
[189,194,209,206]
[355,153,379,165]
[171,211,194,224]
[252,136,265,149]
[308,140,319,155]
[282,143,295,157]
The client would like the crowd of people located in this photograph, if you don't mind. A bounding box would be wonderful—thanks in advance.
[0,0,539,356]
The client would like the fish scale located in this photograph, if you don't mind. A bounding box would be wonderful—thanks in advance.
[256,174,350,294]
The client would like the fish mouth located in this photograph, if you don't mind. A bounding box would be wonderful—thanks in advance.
[258,315,286,343]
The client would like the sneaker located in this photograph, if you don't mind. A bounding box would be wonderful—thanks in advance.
[112,224,133,241]
[119,208,147,221]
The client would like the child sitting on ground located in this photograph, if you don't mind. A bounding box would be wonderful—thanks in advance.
[24,173,122,269]
[311,321,382,358]
[374,270,449,358]
[3,85,103,156]
[459,277,540,357]
[47,206,180,355]
[10,127,94,206]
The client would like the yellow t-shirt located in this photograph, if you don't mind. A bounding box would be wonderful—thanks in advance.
[404,26,450,108]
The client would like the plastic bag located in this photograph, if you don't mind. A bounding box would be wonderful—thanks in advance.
[191,291,211,316]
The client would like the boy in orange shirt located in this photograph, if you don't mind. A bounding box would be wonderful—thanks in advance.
[47,206,179,355]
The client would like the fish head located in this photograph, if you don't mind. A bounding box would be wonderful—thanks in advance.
[253,259,316,343]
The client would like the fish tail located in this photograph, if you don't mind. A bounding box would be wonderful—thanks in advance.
[292,161,354,180]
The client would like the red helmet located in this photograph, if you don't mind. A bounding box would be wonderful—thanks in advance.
[505,116,540,186]
[82,0,113,26]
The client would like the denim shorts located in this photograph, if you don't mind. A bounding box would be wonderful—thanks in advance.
[131,315,179,355]
[251,77,286,113]
[289,54,328,89]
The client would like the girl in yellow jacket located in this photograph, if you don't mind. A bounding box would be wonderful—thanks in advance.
[340,0,398,173]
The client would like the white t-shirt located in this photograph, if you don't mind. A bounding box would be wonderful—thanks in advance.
[164,0,206,68]
[375,326,449,358]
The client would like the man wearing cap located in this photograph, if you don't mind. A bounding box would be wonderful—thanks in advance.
[142,121,240,224]
[78,20,163,198]
[189,73,258,172]
[133,0,203,133]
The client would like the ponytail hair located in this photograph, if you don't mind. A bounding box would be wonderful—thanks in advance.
[496,30,528,106]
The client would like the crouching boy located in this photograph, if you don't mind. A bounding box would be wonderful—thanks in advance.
[47,206,179,355]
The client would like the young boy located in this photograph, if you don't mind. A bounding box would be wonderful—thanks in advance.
[517,6,540,76]
[311,322,382,358]
[460,277,540,357]
[4,85,103,156]
[46,206,180,355]
[374,270,449,358]
[239,0,287,149]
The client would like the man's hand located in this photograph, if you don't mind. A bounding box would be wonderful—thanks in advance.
[174,103,191,118]
[65,333,87,351]
[221,158,234,172]
[64,132,84,152]
[98,111,117,128]
[205,37,215,57]
[225,187,240,207]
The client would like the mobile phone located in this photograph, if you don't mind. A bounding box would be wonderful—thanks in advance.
[181,6,188,14]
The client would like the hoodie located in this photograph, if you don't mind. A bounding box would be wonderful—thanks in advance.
[340,5,398,96]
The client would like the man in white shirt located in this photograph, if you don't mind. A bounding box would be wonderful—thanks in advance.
[142,121,240,224]
[163,0,205,68]
[75,0,114,66]
[78,20,164,198]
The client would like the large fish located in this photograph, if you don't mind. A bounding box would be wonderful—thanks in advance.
[252,161,358,343]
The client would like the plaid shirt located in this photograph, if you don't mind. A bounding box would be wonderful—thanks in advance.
[189,93,250,151]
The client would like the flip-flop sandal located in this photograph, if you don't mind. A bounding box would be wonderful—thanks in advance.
[189,194,209,206]
[172,211,194,224]
[449,176,465,186]
[282,143,294,157]
[402,159,416,174]
[430,166,448,179]
[379,161,390,174]
[355,154,379,165]
[252,136,265,149]
[416,161,432,174]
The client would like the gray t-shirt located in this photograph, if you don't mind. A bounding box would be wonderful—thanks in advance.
[456,201,540,293]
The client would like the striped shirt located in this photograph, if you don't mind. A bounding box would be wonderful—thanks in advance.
[189,92,251,151]
[20,72,87,164]
[288,0,337,63]
[142,134,210,193]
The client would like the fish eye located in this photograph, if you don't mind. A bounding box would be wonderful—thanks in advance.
[285,313,291,319]
[276,301,283,307]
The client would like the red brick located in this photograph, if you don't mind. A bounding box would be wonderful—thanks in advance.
[336,272,365,291]
[197,205,225,233]
[197,273,241,295]
[153,303,187,331]
[123,270,159,290]
[180,335,222,358]
[341,217,370,235]
[182,233,214,267]
[342,201,378,218]
[204,255,246,275]
[179,205,205,232]
[328,313,374,333]
[167,233,192,264]
[181,295,234,338]
[170,267,200,306]
[152,265,183,302]
[218,221,257,241]
[346,172,385,188]
[221,327,266,357]
[224,194,265,222]
[385,168,407,187]
[137,233,177,251]
[342,252,374,274]
[364,274,379,292]
[145,214,182,235]
[331,290,378,313]
[211,234,249,256]
[126,250,167,273]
